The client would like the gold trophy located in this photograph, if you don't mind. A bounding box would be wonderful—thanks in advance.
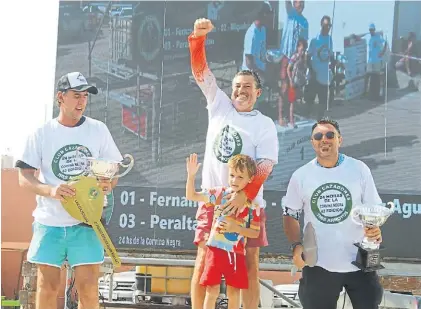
[60,147,134,267]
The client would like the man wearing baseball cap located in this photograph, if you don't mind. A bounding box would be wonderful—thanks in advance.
[57,71,99,94]
[16,72,123,309]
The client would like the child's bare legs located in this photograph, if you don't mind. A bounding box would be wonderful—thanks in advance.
[278,57,289,126]
[227,286,241,309]
[204,285,220,309]
[278,86,287,126]
[289,102,295,127]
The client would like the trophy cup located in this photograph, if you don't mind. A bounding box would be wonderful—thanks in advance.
[266,49,283,63]
[60,147,135,267]
[75,146,135,180]
[351,202,395,272]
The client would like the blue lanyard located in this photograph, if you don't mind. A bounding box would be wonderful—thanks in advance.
[316,153,345,168]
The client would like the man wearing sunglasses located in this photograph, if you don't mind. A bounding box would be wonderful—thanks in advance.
[282,117,384,309]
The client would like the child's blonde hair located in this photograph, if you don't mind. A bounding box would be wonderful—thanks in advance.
[227,154,257,178]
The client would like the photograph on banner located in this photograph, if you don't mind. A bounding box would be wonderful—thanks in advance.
[53,1,421,255]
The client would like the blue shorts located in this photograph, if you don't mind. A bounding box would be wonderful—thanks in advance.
[27,222,104,268]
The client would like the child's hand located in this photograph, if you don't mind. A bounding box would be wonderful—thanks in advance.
[218,219,239,234]
[186,153,202,176]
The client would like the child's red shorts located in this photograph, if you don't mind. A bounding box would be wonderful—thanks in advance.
[199,246,248,289]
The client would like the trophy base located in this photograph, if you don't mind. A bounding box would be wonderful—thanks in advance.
[352,243,385,272]
[351,261,385,272]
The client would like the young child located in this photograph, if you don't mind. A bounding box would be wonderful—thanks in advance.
[185,153,260,309]
[286,38,308,127]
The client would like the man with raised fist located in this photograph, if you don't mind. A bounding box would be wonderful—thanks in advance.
[187,18,279,309]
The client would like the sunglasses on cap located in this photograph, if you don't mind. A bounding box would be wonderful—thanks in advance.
[312,131,336,141]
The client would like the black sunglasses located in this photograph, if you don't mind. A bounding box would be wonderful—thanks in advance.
[313,131,336,141]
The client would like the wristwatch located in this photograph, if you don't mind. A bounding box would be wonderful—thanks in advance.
[290,241,303,252]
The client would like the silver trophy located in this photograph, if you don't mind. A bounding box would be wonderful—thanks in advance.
[76,146,134,179]
[350,203,395,271]
[266,49,283,63]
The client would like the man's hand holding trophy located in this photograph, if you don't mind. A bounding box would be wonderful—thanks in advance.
[60,146,135,267]
[351,201,395,272]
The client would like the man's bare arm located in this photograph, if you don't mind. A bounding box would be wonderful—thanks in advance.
[282,175,303,243]
[18,166,75,201]
[382,41,388,55]
[18,168,53,197]
[242,159,274,201]
[245,55,257,71]
[283,209,305,268]
[283,215,302,243]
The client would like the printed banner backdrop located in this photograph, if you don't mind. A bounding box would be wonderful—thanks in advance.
[106,188,421,259]
[55,1,421,258]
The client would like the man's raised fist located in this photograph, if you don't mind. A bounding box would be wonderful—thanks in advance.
[193,18,214,37]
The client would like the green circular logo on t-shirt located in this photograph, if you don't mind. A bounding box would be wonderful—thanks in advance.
[310,183,352,224]
[51,144,92,181]
[213,125,243,163]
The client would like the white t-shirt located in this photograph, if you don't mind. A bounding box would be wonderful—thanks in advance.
[201,88,279,208]
[19,117,123,227]
[283,155,382,272]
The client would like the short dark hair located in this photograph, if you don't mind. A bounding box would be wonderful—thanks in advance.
[258,2,272,20]
[321,15,331,25]
[311,117,341,134]
[234,70,262,89]
[297,38,308,51]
